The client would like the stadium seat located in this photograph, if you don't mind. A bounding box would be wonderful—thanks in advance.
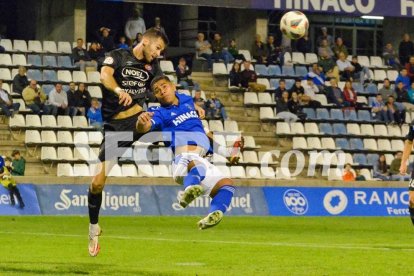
[13,98,28,111]
[209,120,224,132]
[391,140,404,152]
[73,116,89,128]
[57,131,73,145]
[316,108,330,120]
[243,151,259,164]
[57,147,74,161]
[352,83,364,93]
[28,40,43,53]
[302,108,316,119]
[307,137,322,149]
[73,164,91,176]
[333,123,347,135]
[42,70,58,82]
[259,107,276,120]
[291,122,304,134]
[387,125,401,137]
[284,52,292,64]
[374,125,388,136]
[108,164,123,177]
[57,70,72,82]
[57,55,75,68]
[346,124,361,135]
[25,130,41,145]
[276,122,290,135]
[370,56,385,68]
[231,166,246,178]
[26,114,41,127]
[374,70,387,81]
[213,63,228,76]
[327,168,342,181]
[319,123,332,134]
[41,131,57,144]
[357,110,372,121]
[295,66,307,76]
[260,166,275,179]
[384,154,394,165]
[238,49,254,62]
[121,164,138,177]
[12,54,27,66]
[137,164,154,177]
[350,138,364,150]
[367,153,379,166]
[365,83,378,95]
[13,40,28,52]
[41,147,57,161]
[357,56,370,67]
[0,54,12,66]
[9,114,25,128]
[73,71,87,83]
[257,78,271,90]
[363,139,378,151]
[304,122,319,135]
[27,69,42,81]
[344,109,357,121]
[43,41,58,53]
[88,86,102,98]
[387,70,398,80]
[292,137,307,149]
[268,65,281,76]
[356,96,368,105]
[258,92,273,104]
[353,153,367,165]
[41,115,57,128]
[269,78,280,89]
[73,131,89,145]
[305,53,318,64]
[160,60,175,74]
[57,163,73,176]
[43,55,58,67]
[282,65,295,76]
[88,132,103,145]
[292,52,305,64]
[153,165,171,177]
[335,138,349,149]
[0,39,12,52]
[314,94,328,106]
[330,109,344,120]
[57,41,72,54]
[73,144,89,160]
[255,64,268,76]
[57,116,73,128]
[0,68,11,80]
[321,137,336,150]
[224,120,239,132]
[402,124,409,135]
[285,79,295,90]
[28,54,43,67]
[245,166,262,179]
[89,147,100,162]
[87,71,101,83]
[243,136,259,150]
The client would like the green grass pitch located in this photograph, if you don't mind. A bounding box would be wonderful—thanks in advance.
[0,216,412,275]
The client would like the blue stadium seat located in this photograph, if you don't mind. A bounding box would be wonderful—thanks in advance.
[255,64,269,76]
[282,65,295,76]
[295,66,308,77]
[335,138,349,149]
[319,123,333,134]
[357,110,372,121]
[368,97,376,106]
[366,153,379,166]
[43,70,58,82]
[316,108,330,120]
[268,65,281,76]
[333,123,347,135]
[365,83,378,95]
[350,138,364,150]
[330,109,344,120]
[27,69,42,81]
[270,79,280,89]
[353,153,367,165]
[28,54,43,67]
[42,84,55,95]
[303,108,315,119]
[352,83,365,93]
[285,79,295,90]
[58,55,75,68]
[43,55,57,67]
[343,109,357,120]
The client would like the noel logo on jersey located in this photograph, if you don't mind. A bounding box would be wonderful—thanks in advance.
[121,67,150,81]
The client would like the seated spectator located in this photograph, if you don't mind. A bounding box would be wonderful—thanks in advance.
[289,79,304,95]
[132,32,143,48]
[88,42,105,65]
[379,78,397,99]
[266,35,283,65]
[405,56,414,83]
[176,57,197,90]
[153,17,168,41]
[49,83,77,116]
[193,90,206,108]
[11,149,25,176]
[68,82,91,115]
[87,97,103,128]
[373,154,390,181]
[318,49,339,81]
[77,83,92,111]
[332,37,348,58]
[390,151,410,181]
[274,79,289,100]
[211,32,234,66]
[240,60,266,92]
[72,38,97,71]
[252,34,267,64]
[22,80,56,115]
[302,78,322,108]
[396,68,410,90]
[351,56,372,85]
[118,36,129,49]
[326,78,346,107]
[0,79,20,117]
[383,43,401,70]
[12,66,29,95]
[318,39,334,59]
[229,62,242,88]
[386,95,405,124]
[371,94,390,123]
[306,63,326,90]
[228,39,245,61]
[342,163,356,181]
[98,27,116,52]
[195,33,213,70]
[336,51,355,81]
[316,27,333,47]
[295,34,311,54]
[395,81,409,103]
[343,80,357,107]
[288,91,306,120]
[206,92,228,120]
[276,91,298,122]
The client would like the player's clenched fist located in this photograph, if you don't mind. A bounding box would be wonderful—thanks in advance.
[115,87,133,106]
[138,112,154,123]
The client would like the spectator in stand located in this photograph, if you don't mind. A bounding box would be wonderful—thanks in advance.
[318,39,334,59]
[66,82,79,112]
[343,80,357,107]
[274,79,289,100]
[132,33,143,48]
[228,39,245,61]
[289,79,304,95]
[405,56,414,83]
[193,90,206,108]
[318,49,339,81]
[72,38,97,72]
[371,94,389,123]
[49,83,77,116]
[229,62,242,88]
[383,43,401,70]
[302,78,322,108]
[118,36,129,49]
[0,156,24,208]
[408,82,414,104]
[195,33,213,70]
[306,63,326,90]
[88,42,105,65]
[206,92,228,120]
[240,60,266,92]
[22,80,56,115]
[68,82,91,116]
[153,17,168,41]
[396,68,411,90]
[342,163,356,181]
[97,27,116,52]
[87,97,103,128]
[12,66,29,95]
[124,9,146,45]
[332,37,348,58]
[336,51,355,81]
[399,33,414,66]
[296,33,311,54]
[351,55,372,85]
[373,154,390,181]
[288,91,306,120]
[276,91,298,122]
[252,34,267,64]
[211,32,234,66]
[379,78,397,99]
[11,149,25,176]
[395,81,410,106]
[387,95,405,124]
[316,27,333,47]
[77,83,92,111]
[176,57,197,90]
[326,78,346,107]
[390,151,410,181]
[0,79,19,117]
[266,35,283,65]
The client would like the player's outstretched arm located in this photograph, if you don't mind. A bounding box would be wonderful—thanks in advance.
[400,139,413,174]
[136,112,154,133]
[101,66,132,106]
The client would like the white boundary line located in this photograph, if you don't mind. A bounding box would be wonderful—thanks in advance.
[0,230,413,252]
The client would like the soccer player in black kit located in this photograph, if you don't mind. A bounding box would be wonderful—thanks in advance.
[88,28,168,257]
[400,124,414,227]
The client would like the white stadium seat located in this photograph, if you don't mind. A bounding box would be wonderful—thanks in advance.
[57,163,73,176]
[13,40,28,52]
[244,92,258,105]
[231,166,246,178]
[213,63,228,75]
[87,71,101,83]
[160,60,175,74]
[57,147,74,161]
[122,164,138,177]
[41,131,57,144]
[43,41,58,53]
[0,39,12,52]
[378,139,391,151]
[41,147,57,161]
[25,130,41,145]
[26,115,41,127]
[73,164,91,177]
[28,40,43,53]
[89,86,102,98]
[57,41,72,54]
[57,116,73,128]
[73,71,87,83]
[260,107,276,120]
[276,122,290,135]
[57,70,72,82]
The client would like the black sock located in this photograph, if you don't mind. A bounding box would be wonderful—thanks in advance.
[409,207,414,226]
[88,189,102,224]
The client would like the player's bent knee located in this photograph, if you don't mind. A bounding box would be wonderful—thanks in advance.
[210,178,234,197]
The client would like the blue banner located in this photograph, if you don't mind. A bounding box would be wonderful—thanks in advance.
[0,184,41,215]
[263,187,410,216]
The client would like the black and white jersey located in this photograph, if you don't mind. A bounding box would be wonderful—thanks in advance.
[100,48,162,121]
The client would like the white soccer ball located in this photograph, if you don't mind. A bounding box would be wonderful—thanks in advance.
[280,11,309,40]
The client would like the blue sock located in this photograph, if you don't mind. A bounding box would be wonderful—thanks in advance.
[209,185,235,214]
[183,164,206,189]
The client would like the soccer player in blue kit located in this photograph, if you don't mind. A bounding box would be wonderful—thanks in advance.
[137,75,236,229]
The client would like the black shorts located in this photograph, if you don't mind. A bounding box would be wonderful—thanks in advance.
[98,112,143,162]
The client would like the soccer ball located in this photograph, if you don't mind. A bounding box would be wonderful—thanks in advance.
[280,11,309,40]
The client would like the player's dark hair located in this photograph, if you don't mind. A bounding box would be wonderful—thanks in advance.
[143,27,169,46]
[150,75,171,91]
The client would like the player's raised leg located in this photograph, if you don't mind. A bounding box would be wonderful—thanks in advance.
[179,161,206,208]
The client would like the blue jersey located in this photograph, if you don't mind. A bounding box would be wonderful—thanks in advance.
[148,92,210,152]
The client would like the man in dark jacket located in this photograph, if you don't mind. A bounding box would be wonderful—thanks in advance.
[399,33,414,67]
[12,66,29,95]
[0,79,20,117]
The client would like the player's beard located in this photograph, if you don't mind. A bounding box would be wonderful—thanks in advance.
[143,47,154,63]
